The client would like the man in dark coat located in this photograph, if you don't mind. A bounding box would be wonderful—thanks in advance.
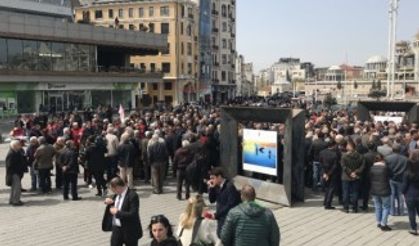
[319,140,340,209]
[310,132,328,191]
[103,177,142,246]
[6,140,27,206]
[207,167,241,236]
[117,133,137,189]
[86,136,108,196]
[61,140,81,201]
[173,140,194,200]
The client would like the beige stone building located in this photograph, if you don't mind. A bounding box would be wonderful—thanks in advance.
[75,0,199,105]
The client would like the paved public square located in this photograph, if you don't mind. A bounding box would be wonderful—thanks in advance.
[0,142,418,246]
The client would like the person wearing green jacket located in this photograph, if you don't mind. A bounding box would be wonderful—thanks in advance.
[221,184,280,246]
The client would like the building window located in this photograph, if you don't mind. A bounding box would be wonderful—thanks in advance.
[164,82,172,90]
[180,22,184,35]
[162,63,171,73]
[95,10,103,19]
[222,39,227,49]
[181,63,184,74]
[161,23,169,34]
[222,71,226,81]
[118,9,123,18]
[162,43,170,55]
[139,23,147,31]
[222,54,227,64]
[140,63,146,70]
[129,24,135,30]
[128,8,134,18]
[181,5,185,17]
[222,22,227,32]
[222,5,227,17]
[188,63,192,75]
[181,43,184,55]
[138,8,144,17]
[187,24,192,36]
[187,42,192,56]
[152,83,158,90]
[149,23,155,33]
[188,7,193,18]
[149,7,154,17]
[150,63,156,72]
[108,9,114,18]
[160,6,170,16]
[164,96,173,104]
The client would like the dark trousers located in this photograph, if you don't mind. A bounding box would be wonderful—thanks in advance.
[55,166,63,189]
[360,175,371,209]
[406,198,419,231]
[92,170,107,194]
[342,179,360,211]
[63,173,78,199]
[111,226,138,246]
[143,161,150,182]
[106,156,118,181]
[176,169,190,199]
[39,169,52,193]
[323,174,338,207]
[151,163,166,193]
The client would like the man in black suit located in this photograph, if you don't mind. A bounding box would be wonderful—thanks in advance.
[102,177,142,246]
[207,167,241,236]
[319,140,339,209]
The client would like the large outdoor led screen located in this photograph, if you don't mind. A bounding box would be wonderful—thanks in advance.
[242,129,278,176]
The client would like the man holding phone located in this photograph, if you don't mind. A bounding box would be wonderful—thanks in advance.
[207,167,241,236]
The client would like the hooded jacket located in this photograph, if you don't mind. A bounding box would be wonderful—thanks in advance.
[221,202,280,246]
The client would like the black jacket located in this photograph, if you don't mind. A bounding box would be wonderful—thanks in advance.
[369,163,391,196]
[319,148,339,177]
[173,147,194,170]
[208,179,241,233]
[117,141,137,168]
[102,188,143,241]
[85,143,107,172]
[385,153,408,182]
[150,237,179,246]
[402,161,419,200]
[310,139,327,162]
[61,148,79,174]
[6,149,27,180]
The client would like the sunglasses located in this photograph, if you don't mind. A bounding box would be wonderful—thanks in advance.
[150,214,166,223]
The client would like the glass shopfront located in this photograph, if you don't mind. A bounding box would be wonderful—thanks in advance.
[0,37,96,72]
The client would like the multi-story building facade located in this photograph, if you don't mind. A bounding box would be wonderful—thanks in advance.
[0,0,166,113]
[211,0,236,102]
[235,55,253,97]
[75,0,199,105]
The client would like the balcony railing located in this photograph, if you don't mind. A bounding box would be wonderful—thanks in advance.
[0,66,163,77]
[211,10,219,15]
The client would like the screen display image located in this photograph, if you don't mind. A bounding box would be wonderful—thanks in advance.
[242,129,278,176]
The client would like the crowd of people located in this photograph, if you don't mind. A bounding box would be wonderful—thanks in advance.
[4,97,419,245]
[305,109,419,236]
[4,102,281,246]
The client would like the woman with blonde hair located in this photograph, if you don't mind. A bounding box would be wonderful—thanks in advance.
[177,195,221,246]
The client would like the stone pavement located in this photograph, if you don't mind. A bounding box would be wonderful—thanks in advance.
[1,142,418,245]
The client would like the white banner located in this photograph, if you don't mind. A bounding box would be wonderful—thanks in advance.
[373,116,403,124]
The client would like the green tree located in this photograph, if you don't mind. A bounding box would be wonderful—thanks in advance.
[323,93,337,108]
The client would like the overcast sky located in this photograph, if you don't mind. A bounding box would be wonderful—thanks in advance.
[236,0,419,72]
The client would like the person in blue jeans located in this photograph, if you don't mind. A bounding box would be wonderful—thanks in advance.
[370,154,392,231]
[385,144,408,216]
[402,150,419,236]
[341,141,364,213]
